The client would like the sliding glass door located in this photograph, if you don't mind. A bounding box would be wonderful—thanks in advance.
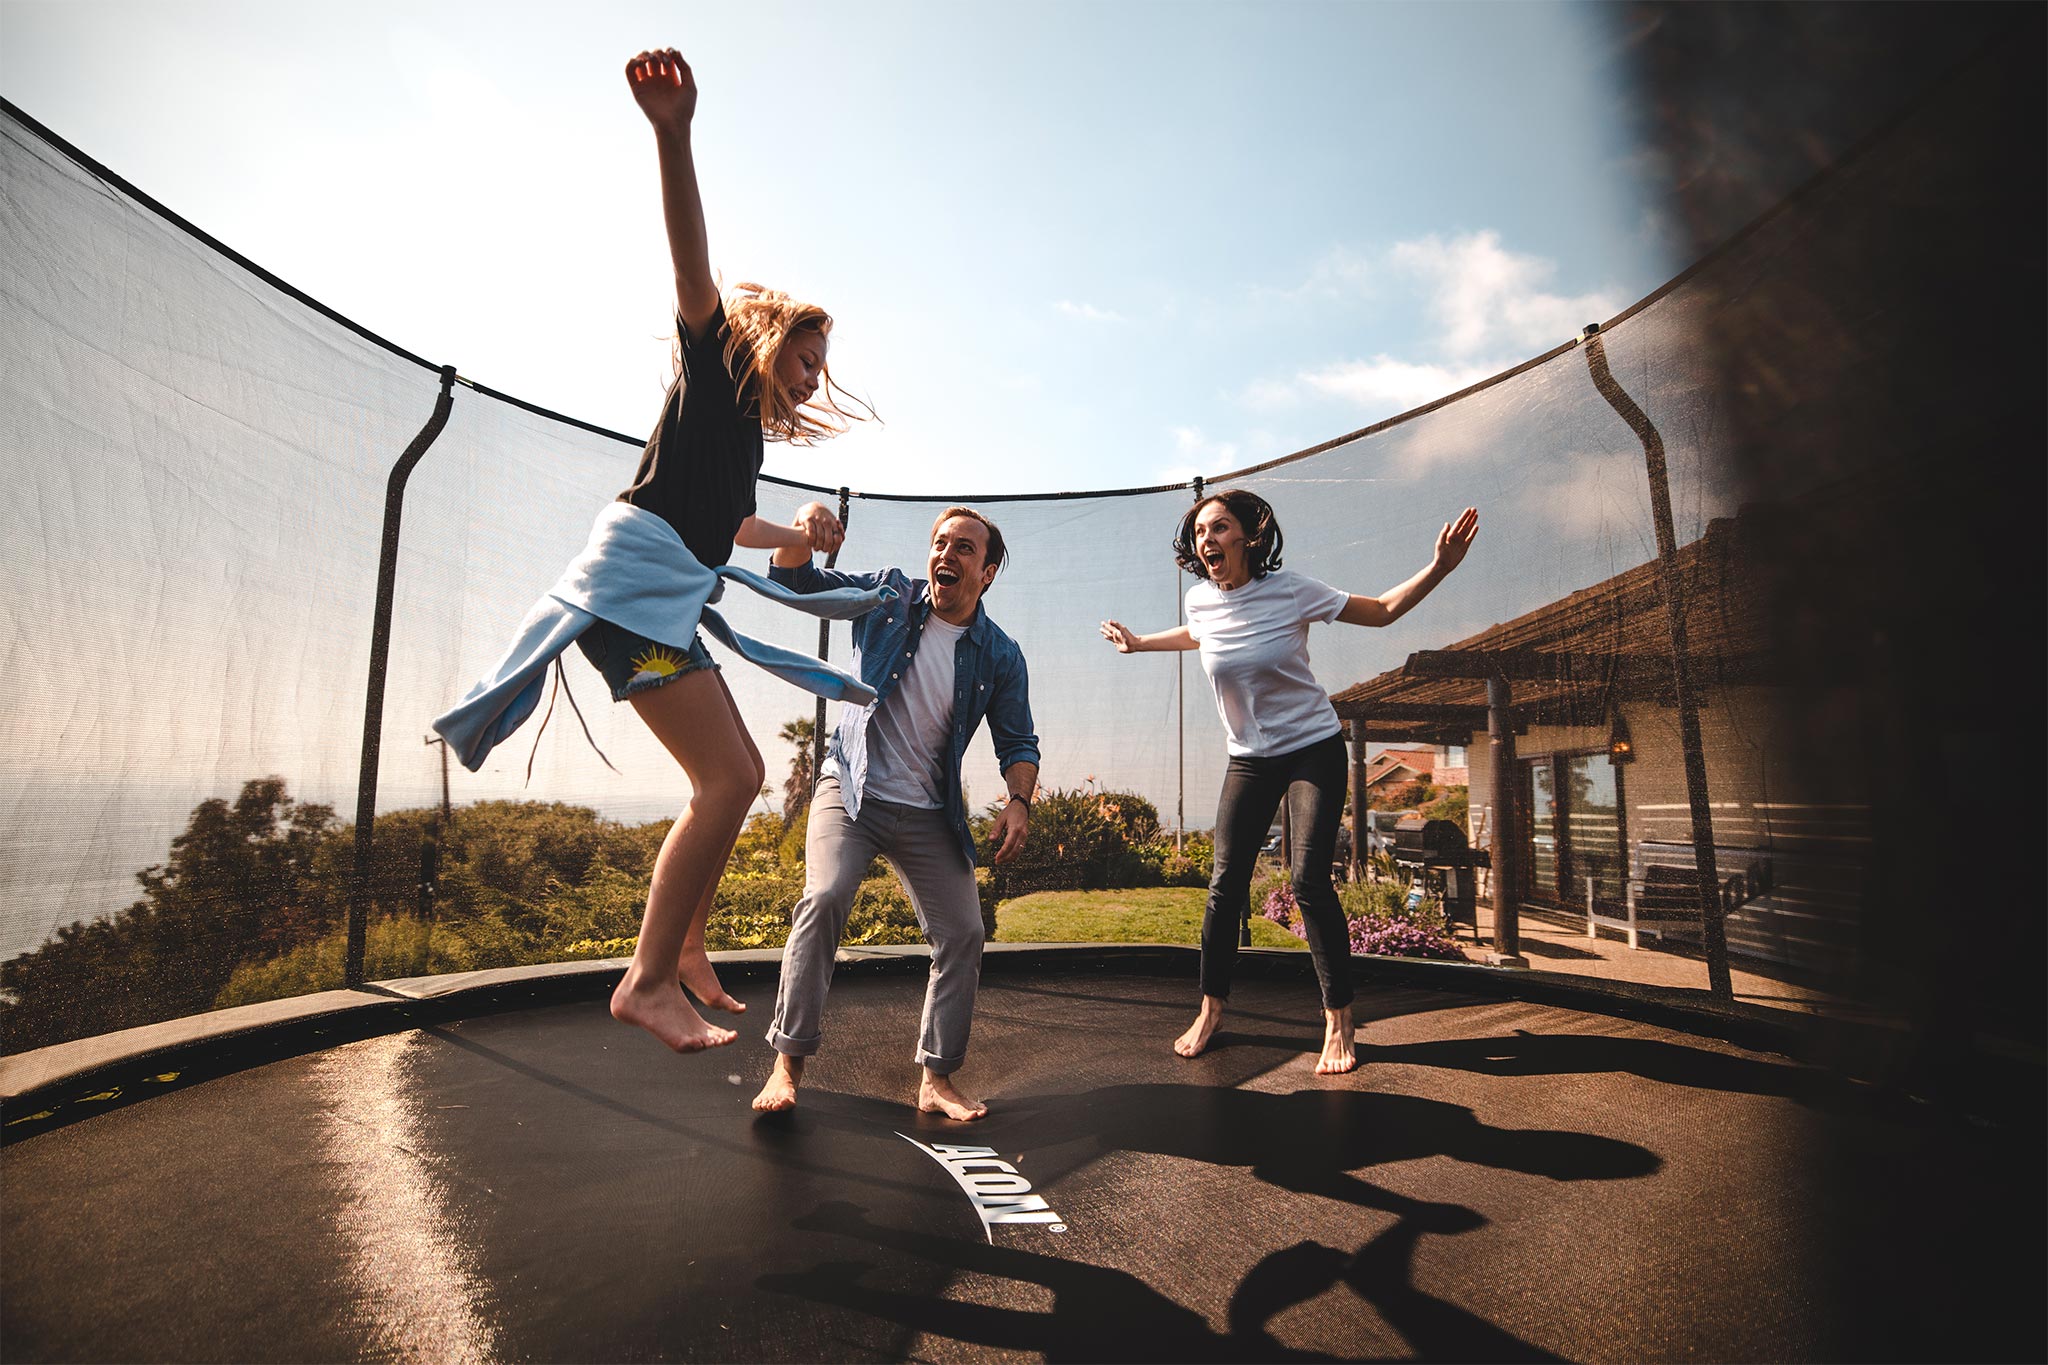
[1519,751,1626,907]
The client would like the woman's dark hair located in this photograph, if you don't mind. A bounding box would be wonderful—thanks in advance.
[1173,489,1285,580]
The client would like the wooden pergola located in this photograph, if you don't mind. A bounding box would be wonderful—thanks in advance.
[1327,511,1781,971]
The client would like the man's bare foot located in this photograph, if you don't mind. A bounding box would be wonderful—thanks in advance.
[918,1069,988,1121]
[1174,995,1226,1058]
[751,1054,804,1112]
[610,970,737,1053]
[1315,1004,1357,1075]
[677,946,746,1014]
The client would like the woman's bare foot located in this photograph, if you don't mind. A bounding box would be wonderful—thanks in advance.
[677,945,746,1014]
[1315,1004,1357,1075]
[1174,995,1227,1058]
[751,1054,803,1112]
[610,969,737,1052]
[918,1069,988,1121]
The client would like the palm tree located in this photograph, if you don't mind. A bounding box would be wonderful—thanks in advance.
[778,717,817,822]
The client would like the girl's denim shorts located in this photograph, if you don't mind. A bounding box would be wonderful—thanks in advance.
[574,619,718,701]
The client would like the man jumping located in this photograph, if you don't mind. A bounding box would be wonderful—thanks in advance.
[752,502,1038,1120]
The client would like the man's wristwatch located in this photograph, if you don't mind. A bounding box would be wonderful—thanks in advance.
[1007,792,1032,813]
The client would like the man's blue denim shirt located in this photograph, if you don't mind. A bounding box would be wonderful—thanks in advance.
[768,558,1039,867]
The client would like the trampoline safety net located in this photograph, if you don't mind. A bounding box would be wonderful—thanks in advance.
[2,26,2041,1055]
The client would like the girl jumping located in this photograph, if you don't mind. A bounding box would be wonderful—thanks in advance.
[1101,491,1477,1073]
[435,49,880,1055]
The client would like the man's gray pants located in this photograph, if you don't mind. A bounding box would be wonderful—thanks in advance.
[767,776,984,1074]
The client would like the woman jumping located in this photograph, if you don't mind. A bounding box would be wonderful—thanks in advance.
[434,48,880,1056]
[1101,491,1477,1074]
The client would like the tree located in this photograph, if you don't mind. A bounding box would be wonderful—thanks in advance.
[778,716,818,822]
[0,776,341,1050]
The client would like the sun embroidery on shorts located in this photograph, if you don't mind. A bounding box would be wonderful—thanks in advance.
[628,646,688,687]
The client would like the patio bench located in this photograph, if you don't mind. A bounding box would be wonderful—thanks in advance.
[1586,841,1773,949]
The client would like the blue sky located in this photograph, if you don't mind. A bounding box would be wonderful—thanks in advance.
[0,0,1676,497]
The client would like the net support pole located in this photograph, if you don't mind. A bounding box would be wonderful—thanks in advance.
[1347,720,1367,883]
[1581,325,1732,999]
[347,365,458,987]
[809,488,852,794]
[1180,476,1202,853]
[1191,477,1251,946]
[1183,475,1202,856]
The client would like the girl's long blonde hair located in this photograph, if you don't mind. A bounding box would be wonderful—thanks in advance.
[718,282,875,444]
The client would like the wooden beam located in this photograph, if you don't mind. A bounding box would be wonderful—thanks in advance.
[1487,673,1525,968]
[1403,647,1659,684]
[1401,647,1775,690]
[1329,700,1490,723]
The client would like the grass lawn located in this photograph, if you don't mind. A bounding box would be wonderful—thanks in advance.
[994,886,1307,950]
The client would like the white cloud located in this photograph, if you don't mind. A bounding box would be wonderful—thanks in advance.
[1159,426,1239,482]
[1240,377,1302,412]
[1298,356,1497,414]
[1259,245,1375,304]
[1242,231,1619,426]
[1055,299,1126,323]
[1390,230,1616,359]
[1515,448,1656,539]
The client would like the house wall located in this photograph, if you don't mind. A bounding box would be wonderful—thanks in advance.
[1463,685,1872,970]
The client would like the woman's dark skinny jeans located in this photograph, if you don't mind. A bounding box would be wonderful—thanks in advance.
[1202,732,1355,1010]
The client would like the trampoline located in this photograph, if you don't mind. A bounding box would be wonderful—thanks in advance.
[4,13,2045,1364]
[4,949,2039,1363]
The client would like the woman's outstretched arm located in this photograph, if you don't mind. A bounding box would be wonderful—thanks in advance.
[1100,621,1198,653]
[1336,507,1479,627]
[626,48,719,338]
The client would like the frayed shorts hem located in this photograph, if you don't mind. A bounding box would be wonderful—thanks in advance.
[575,618,718,702]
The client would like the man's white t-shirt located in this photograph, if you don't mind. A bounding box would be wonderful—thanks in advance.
[1185,569,1350,758]
[862,612,969,808]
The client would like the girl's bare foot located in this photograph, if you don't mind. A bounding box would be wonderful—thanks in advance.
[918,1070,988,1121]
[678,946,746,1014]
[1174,995,1227,1058]
[752,1054,803,1112]
[609,970,737,1052]
[1315,1004,1357,1075]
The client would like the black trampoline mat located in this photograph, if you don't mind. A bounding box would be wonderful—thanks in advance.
[4,969,2038,1362]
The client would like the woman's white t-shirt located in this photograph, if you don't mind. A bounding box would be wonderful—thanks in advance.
[1185,569,1350,758]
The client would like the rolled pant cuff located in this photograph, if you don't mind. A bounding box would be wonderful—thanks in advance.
[767,1026,823,1057]
[915,1048,966,1075]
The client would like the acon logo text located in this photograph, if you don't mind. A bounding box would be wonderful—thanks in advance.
[897,1134,1069,1241]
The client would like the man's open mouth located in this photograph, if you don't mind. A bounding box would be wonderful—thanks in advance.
[935,567,960,587]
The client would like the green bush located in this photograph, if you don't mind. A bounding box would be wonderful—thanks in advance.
[978,783,1209,898]
[215,916,442,1007]
[714,867,805,921]
[1340,875,1416,922]
[729,811,788,872]
[1250,869,1292,919]
[778,807,810,867]
[7,770,1039,1050]
[974,867,1001,939]
[1162,831,1215,887]
[843,875,926,946]
[1420,787,1469,829]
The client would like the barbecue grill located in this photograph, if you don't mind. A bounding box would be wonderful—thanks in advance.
[1390,818,1489,932]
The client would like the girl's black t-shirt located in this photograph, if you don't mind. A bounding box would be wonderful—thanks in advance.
[619,303,763,568]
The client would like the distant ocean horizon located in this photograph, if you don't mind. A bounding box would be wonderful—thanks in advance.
[0,774,690,964]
